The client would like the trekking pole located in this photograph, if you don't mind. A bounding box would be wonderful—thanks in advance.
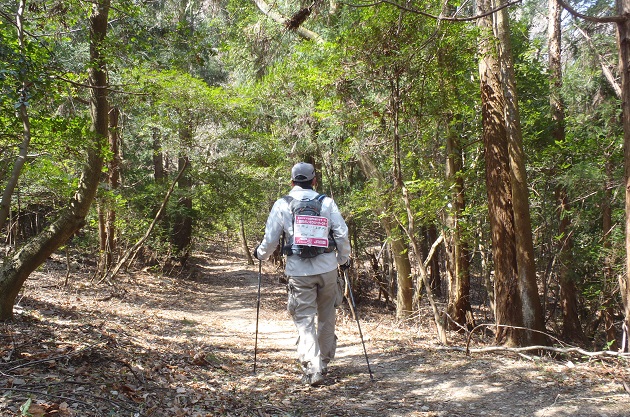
[254,259,262,373]
[343,269,374,381]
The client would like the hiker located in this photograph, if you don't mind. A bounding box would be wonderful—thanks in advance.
[253,162,351,386]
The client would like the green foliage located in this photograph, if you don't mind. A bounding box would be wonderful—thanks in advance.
[19,398,32,417]
[0,2,104,219]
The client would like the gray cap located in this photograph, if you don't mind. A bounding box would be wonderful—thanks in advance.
[291,162,315,181]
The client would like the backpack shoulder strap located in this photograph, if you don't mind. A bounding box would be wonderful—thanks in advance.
[283,194,324,204]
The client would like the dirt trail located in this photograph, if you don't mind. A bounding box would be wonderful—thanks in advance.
[2,251,629,416]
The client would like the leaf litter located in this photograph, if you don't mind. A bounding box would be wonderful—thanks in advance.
[0,250,628,416]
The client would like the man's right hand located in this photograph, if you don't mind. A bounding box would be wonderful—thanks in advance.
[253,245,260,260]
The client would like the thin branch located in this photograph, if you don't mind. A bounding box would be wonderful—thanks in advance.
[2,343,102,372]
[466,323,564,353]
[423,232,444,269]
[253,0,324,43]
[440,323,630,358]
[341,0,524,22]
[0,387,139,413]
[0,388,98,410]
[557,0,624,24]
[52,75,149,96]
[102,159,189,282]
[443,344,630,358]
[574,25,621,98]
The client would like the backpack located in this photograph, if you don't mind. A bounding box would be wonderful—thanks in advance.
[282,194,336,258]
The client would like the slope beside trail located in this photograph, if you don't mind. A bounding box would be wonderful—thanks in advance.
[1,249,629,417]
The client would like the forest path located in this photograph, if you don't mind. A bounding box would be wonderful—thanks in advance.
[190,254,630,417]
[4,250,629,417]
[195,258,367,380]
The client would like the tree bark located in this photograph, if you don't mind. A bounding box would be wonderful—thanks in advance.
[390,222,414,318]
[618,0,630,353]
[477,0,524,346]
[241,216,254,265]
[548,0,586,344]
[389,75,415,318]
[104,106,120,268]
[0,0,110,320]
[445,128,474,331]
[153,128,165,184]
[172,153,192,265]
[495,0,546,345]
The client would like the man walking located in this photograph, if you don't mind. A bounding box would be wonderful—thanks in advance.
[254,162,351,386]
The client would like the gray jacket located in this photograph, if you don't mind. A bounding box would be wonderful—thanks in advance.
[256,186,351,276]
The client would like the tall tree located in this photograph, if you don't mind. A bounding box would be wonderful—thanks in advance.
[478,0,521,345]
[98,106,121,273]
[548,0,586,343]
[172,151,193,264]
[559,0,630,351]
[477,0,546,346]
[0,0,111,319]
[357,154,414,319]
[495,0,546,344]
[445,124,474,330]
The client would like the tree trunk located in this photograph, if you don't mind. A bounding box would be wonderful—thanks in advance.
[241,216,254,265]
[556,187,587,342]
[0,0,110,320]
[426,225,443,298]
[496,0,546,345]
[399,183,448,343]
[357,153,413,319]
[445,129,474,331]
[618,0,630,352]
[602,154,619,348]
[104,106,120,269]
[390,75,415,318]
[389,75,446,337]
[477,0,524,346]
[549,0,586,344]
[153,129,165,184]
[389,221,413,318]
[558,0,630,352]
[172,154,192,265]
[105,160,188,282]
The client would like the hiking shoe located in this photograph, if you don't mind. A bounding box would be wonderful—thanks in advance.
[309,372,325,386]
[301,372,325,386]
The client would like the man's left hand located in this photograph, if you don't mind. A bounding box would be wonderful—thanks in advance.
[340,259,352,270]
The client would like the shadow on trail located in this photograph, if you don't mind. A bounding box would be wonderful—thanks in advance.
[8,253,629,417]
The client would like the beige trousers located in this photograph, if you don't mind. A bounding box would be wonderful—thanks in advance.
[287,269,340,374]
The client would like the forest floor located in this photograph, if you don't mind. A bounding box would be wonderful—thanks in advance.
[1,249,629,417]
